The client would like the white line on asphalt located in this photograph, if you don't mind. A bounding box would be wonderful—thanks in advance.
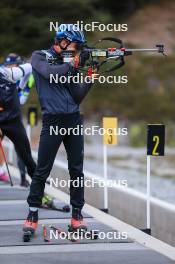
[0,200,26,205]
[0,243,147,255]
[0,185,26,189]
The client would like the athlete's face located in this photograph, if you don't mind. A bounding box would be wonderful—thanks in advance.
[54,39,79,55]
[66,42,77,51]
[60,39,77,51]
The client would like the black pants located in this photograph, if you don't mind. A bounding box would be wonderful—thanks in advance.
[17,154,26,182]
[27,112,85,209]
[0,117,36,178]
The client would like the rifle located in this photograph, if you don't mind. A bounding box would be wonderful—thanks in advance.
[65,37,165,75]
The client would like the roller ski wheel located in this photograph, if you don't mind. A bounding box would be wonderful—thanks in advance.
[62,205,71,212]
[23,228,35,242]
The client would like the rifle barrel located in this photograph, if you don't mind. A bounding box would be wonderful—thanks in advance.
[125,48,159,52]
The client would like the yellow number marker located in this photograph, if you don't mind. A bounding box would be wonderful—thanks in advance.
[152,135,160,156]
[103,117,118,145]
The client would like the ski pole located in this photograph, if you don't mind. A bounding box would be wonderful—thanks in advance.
[42,224,50,242]
[0,139,13,186]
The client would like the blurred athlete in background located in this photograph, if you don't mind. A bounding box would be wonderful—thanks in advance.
[0,53,36,184]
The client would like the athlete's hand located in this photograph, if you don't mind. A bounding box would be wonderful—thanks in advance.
[68,57,76,68]
[79,50,90,67]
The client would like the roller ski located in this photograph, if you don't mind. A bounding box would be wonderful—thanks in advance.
[23,210,38,242]
[41,195,70,213]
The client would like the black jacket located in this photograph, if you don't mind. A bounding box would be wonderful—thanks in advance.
[32,48,93,115]
[0,64,32,123]
[0,72,20,122]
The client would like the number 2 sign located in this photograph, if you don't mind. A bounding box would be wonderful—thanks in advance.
[147,124,165,156]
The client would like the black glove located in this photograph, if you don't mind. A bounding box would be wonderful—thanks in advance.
[79,50,90,67]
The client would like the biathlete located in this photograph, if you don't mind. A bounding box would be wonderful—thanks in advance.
[23,24,95,234]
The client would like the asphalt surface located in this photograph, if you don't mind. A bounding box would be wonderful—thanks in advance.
[0,180,174,264]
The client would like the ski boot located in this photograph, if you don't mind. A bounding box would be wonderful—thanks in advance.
[23,210,38,242]
[69,207,87,232]
[69,208,98,240]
